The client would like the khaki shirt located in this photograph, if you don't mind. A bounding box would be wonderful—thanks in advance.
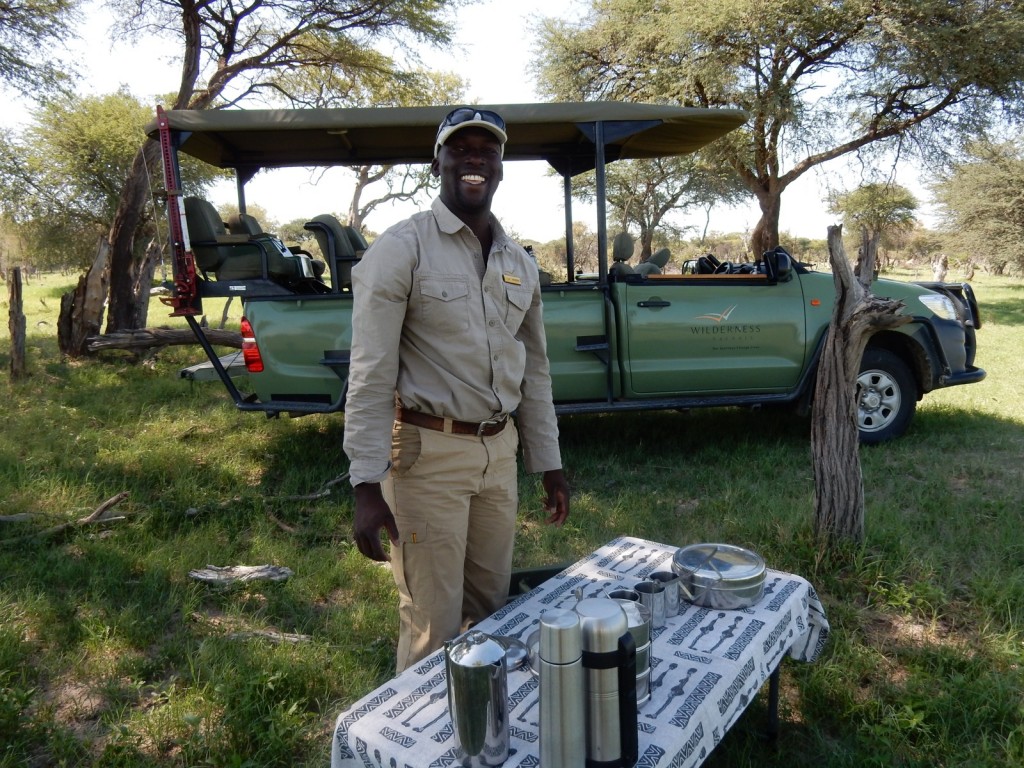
[343,198,562,485]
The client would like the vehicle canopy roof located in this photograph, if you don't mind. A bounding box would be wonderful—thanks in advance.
[146,102,747,176]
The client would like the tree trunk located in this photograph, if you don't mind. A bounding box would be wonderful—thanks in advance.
[57,238,110,357]
[750,187,781,257]
[105,140,162,334]
[7,267,26,379]
[130,238,163,330]
[811,225,910,547]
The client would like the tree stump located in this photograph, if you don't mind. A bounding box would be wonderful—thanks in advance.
[811,226,911,546]
[58,238,110,357]
[7,268,26,379]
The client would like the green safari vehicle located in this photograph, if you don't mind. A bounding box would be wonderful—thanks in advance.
[149,102,984,444]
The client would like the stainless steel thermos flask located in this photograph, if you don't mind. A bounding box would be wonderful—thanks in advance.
[575,598,639,768]
[444,630,509,767]
[538,608,586,768]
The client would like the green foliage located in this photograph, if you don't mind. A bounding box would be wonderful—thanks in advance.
[533,0,1024,251]
[0,271,1022,766]
[828,183,918,238]
[0,0,79,95]
[932,139,1024,276]
[0,90,224,271]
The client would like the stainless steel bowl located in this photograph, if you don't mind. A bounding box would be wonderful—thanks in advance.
[671,543,766,610]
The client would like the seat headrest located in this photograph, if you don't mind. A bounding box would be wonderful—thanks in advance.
[612,232,634,263]
[650,247,671,269]
[227,212,263,237]
[343,225,369,255]
[183,197,227,240]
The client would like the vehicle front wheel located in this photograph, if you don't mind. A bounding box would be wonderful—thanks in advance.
[857,348,918,444]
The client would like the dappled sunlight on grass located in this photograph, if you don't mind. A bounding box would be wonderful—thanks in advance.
[1,272,1022,766]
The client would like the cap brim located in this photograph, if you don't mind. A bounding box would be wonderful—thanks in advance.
[434,120,507,158]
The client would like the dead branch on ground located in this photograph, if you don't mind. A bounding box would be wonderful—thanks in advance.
[86,327,242,352]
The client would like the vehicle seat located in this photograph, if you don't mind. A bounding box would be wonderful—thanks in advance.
[228,211,327,280]
[635,247,670,276]
[305,214,359,291]
[184,197,305,285]
[609,232,635,277]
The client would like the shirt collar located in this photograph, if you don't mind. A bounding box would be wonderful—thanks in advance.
[431,197,511,249]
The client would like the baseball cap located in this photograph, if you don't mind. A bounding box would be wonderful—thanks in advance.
[434,107,507,158]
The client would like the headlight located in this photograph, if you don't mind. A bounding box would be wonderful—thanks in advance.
[918,294,958,320]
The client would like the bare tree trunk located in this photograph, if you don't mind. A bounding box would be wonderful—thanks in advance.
[130,238,163,330]
[57,238,110,357]
[8,267,26,379]
[750,187,782,257]
[811,226,910,547]
[219,297,234,329]
[106,141,162,333]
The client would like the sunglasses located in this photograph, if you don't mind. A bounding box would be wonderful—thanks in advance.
[436,107,506,136]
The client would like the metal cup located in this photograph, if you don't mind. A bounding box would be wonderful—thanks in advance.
[649,571,681,618]
[606,587,642,603]
[634,580,666,629]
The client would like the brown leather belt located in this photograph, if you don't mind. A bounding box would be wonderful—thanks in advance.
[397,407,509,437]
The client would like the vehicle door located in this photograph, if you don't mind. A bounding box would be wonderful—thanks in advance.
[619,274,808,395]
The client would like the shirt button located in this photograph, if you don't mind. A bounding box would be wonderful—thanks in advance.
[489,320,496,327]
[493,354,499,361]
[441,290,448,298]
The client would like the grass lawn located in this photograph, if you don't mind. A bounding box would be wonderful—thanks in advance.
[1,270,1022,766]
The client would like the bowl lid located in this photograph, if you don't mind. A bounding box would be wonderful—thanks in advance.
[671,543,765,588]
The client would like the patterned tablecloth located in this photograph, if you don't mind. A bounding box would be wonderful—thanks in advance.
[331,536,830,768]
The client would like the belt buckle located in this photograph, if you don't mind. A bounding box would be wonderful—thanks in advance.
[476,415,504,436]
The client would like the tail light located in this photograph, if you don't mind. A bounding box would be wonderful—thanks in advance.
[239,317,264,373]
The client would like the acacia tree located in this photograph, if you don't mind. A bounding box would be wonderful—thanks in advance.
[339,72,465,232]
[533,0,1024,256]
[573,155,748,261]
[81,0,462,343]
[0,0,79,95]
[932,139,1024,276]
[0,91,222,272]
[266,49,467,233]
[828,183,918,271]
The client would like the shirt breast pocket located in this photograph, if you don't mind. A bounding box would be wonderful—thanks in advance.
[503,285,533,331]
[418,277,470,334]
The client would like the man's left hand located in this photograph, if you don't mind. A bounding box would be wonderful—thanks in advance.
[541,468,570,526]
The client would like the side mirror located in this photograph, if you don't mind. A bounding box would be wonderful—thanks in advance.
[762,247,793,284]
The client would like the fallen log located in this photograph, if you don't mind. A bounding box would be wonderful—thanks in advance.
[87,327,242,352]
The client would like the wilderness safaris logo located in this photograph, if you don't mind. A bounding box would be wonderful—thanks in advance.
[695,305,737,323]
[690,305,762,336]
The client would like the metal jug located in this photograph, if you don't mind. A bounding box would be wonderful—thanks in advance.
[575,598,639,768]
[444,630,509,767]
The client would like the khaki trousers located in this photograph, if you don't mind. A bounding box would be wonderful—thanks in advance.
[383,419,519,672]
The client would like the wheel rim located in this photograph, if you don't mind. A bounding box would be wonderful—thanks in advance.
[857,368,902,433]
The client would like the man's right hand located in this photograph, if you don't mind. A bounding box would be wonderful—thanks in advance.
[352,482,399,562]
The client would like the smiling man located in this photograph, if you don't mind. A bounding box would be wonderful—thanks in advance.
[343,107,571,672]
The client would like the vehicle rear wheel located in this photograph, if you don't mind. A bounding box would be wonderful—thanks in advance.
[857,348,918,444]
